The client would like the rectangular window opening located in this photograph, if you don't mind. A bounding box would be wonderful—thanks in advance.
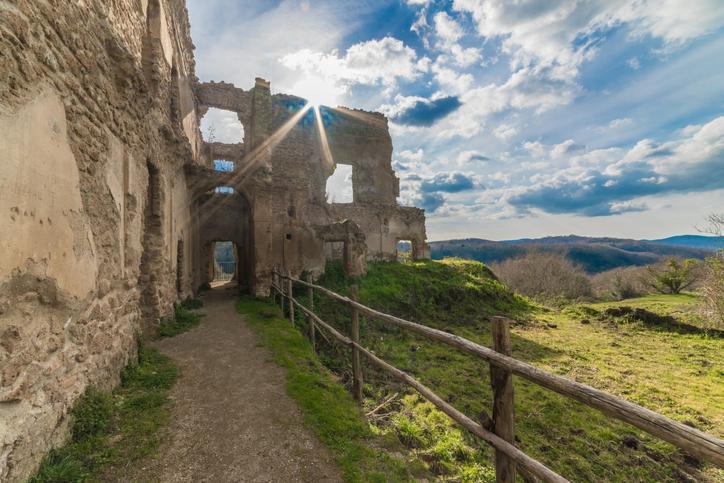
[214,160,235,172]
[325,164,353,204]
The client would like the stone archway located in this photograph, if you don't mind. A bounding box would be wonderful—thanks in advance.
[196,187,253,292]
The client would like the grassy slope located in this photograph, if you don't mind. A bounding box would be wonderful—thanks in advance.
[235,297,429,482]
[308,259,723,482]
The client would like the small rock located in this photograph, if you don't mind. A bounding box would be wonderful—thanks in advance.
[546,323,558,329]
[622,435,639,449]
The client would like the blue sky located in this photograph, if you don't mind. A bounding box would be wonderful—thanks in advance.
[188,0,724,241]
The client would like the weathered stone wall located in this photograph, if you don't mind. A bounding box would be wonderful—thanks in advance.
[0,1,202,480]
[189,83,430,291]
[1,0,430,477]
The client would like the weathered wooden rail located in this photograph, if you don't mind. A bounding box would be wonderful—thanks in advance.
[271,269,724,482]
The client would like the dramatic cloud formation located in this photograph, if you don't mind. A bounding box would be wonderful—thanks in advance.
[508,116,724,216]
[281,37,429,93]
[384,95,463,126]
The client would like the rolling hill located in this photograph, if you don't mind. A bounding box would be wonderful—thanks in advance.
[429,235,721,273]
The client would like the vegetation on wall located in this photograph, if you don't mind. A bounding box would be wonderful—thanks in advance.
[29,346,178,482]
[30,303,203,482]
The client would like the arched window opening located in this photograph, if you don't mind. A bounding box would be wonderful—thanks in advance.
[200,108,244,143]
[325,164,353,204]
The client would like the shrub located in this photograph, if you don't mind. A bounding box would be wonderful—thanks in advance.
[700,253,724,330]
[157,305,201,338]
[490,249,592,301]
[180,297,203,310]
[645,258,701,294]
[591,266,649,300]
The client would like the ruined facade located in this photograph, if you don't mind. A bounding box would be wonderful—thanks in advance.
[0,1,428,480]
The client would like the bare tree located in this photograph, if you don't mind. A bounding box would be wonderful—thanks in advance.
[697,213,724,329]
[697,213,724,237]
[591,266,649,300]
[491,249,592,301]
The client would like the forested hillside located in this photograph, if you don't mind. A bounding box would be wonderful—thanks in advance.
[430,236,719,273]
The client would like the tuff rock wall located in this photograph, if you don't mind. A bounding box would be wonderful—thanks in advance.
[0,0,430,479]
[0,1,202,480]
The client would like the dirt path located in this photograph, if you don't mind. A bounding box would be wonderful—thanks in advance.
[129,284,343,482]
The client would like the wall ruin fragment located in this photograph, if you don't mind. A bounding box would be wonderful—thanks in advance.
[0,1,429,480]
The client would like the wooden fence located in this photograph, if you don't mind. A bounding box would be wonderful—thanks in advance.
[271,269,723,482]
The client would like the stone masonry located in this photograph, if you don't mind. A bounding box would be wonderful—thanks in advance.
[0,1,429,480]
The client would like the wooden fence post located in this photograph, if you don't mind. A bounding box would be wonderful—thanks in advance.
[350,285,363,403]
[306,273,316,352]
[287,270,294,325]
[279,271,286,314]
[490,317,516,483]
[272,270,277,305]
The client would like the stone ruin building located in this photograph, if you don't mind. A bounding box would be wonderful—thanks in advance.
[0,1,429,480]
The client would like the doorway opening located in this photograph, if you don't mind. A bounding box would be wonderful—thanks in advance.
[396,239,413,262]
[324,241,345,261]
[212,241,237,283]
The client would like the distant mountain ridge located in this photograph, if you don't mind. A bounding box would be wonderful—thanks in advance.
[646,235,724,250]
[429,235,723,274]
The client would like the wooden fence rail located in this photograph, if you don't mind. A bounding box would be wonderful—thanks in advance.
[271,269,724,482]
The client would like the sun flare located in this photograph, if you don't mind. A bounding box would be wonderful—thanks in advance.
[291,74,341,107]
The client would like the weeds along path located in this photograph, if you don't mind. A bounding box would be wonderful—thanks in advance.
[130,283,342,482]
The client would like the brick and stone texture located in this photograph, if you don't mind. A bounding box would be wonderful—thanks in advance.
[0,1,429,480]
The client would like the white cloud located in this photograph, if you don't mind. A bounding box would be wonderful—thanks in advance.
[431,61,474,94]
[494,123,518,141]
[506,115,724,216]
[453,0,724,82]
[188,0,346,93]
[281,37,428,93]
[434,12,464,46]
[609,117,634,129]
[398,148,425,162]
[627,57,641,69]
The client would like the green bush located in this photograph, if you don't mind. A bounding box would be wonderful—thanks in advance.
[157,305,201,338]
[180,297,203,310]
[31,345,178,482]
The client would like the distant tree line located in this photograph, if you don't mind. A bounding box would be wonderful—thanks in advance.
[488,214,723,330]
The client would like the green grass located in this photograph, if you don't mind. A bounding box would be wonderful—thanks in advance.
[235,297,429,482]
[157,304,202,338]
[31,299,203,481]
[302,259,723,482]
[179,297,204,310]
[30,345,178,482]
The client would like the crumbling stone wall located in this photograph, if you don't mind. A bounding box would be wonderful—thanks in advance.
[187,82,431,293]
[0,1,202,480]
[1,0,429,478]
